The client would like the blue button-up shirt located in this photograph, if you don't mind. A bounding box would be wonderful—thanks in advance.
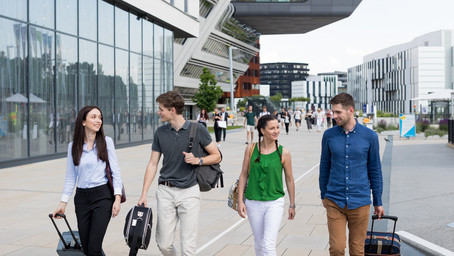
[319,121,383,209]
[61,136,122,202]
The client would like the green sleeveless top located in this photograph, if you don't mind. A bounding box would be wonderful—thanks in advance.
[245,144,285,201]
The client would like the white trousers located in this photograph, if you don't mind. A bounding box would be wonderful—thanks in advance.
[245,197,285,256]
[156,184,200,256]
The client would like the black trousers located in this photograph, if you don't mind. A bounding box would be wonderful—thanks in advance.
[221,128,226,140]
[75,184,113,256]
[214,125,222,142]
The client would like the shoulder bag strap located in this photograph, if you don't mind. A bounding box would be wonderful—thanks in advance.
[247,143,256,174]
[188,122,198,153]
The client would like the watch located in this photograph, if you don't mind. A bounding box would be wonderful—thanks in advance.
[198,157,203,166]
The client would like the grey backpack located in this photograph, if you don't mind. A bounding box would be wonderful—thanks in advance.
[188,123,223,192]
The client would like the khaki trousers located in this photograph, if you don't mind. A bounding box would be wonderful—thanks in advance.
[324,198,370,256]
[156,184,200,256]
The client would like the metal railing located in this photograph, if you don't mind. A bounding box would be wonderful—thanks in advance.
[449,119,454,144]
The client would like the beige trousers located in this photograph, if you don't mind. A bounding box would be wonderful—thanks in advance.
[156,184,200,256]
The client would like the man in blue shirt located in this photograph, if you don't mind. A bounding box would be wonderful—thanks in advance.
[319,93,384,256]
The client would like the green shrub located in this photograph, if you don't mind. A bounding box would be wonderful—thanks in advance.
[416,119,430,132]
[375,127,385,133]
[424,128,447,137]
[377,120,387,129]
[387,124,399,130]
[439,118,449,131]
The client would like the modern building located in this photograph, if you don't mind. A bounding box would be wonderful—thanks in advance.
[173,0,260,119]
[0,0,198,166]
[318,71,347,92]
[292,74,338,111]
[260,62,310,99]
[231,44,260,99]
[347,30,454,116]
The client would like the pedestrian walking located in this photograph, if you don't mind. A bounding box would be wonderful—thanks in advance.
[53,105,123,256]
[282,109,291,135]
[243,105,257,144]
[213,108,222,147]
[196,108,209,127]
[326,109,332,128]
[237,114,296,256]
[138,91,221,256]
[221,107,229,141]
[294,108,302,131]
[319,92,384,256]
[259,106,270,118]
[305,111,313,131]
[315,108,323,132]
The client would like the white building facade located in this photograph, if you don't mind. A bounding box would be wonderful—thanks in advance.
[347,30,454,115]
[292,74,338,111]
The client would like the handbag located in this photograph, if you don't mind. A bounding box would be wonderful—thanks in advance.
[106,161,126,203]
[217,120,227,129]
[188,123,224,192]
[227,143,255,210]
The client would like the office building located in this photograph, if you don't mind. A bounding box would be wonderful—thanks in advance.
[261,62,310,99]
[347,30,454,115]
[292,75,338,111]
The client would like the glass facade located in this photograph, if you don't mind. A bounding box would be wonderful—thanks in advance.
[0,0,174,164]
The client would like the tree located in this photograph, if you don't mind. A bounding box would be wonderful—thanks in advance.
[269,93,283,103]
[193,67,223,112]
[237,98,247,108]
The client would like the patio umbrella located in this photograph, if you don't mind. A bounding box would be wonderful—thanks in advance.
[5,93,28,103]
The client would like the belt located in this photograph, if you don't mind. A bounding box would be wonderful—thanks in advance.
[159,181,175,187]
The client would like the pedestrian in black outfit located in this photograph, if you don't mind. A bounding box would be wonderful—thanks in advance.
[213,108,222,147]
[53,105,123,256]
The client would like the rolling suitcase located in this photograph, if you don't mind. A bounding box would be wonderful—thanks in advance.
[49,213,105,256]
[365,215,401,256]
[124,204,153,256]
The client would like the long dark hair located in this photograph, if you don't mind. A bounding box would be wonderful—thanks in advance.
[200,109,208,120]
[72,106,108,166]
[255,114,282,163]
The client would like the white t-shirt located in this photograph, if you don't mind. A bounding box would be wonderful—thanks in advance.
[294,110,302,120]
[259,111,270,117]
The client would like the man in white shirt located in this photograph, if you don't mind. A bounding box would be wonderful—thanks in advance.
[259,106,270,118]
[294,108,302,131]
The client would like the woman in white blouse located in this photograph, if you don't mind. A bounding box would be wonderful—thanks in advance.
[53,105,123,256]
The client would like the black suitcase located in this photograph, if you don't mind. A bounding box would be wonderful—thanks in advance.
[365,215,401,256]
[49,213,105,256]
[124,204,153,256]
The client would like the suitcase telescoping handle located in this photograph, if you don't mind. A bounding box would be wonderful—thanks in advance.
[368,215,398,252]
[48,213,81,249]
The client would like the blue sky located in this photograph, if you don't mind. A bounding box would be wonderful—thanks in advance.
[260,0,454,74]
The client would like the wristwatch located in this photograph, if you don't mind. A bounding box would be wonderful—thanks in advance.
[199,157,203,166]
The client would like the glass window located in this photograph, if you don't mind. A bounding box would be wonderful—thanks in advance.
[0,0,27,21]
[79,39,97,106]
[115,7,128,50]
[154,58,164,126]
[30,0,55,29]
[54,33,77,153]
[98,45,114,139]
[115,49,129,144]
[79,0,97,40]
[0,18,28,161]
[56,0,77,35]
[98,0,113,45]
[164,28,173,62]
[143,21,153,57]
[29,26,55,155]
[154,24,164,60]
[143,56,153,138]
[130,14,141,53]
[166,62,173,91]
[130,52,142,142]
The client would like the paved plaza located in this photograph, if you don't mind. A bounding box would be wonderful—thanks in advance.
[0,121,453,256]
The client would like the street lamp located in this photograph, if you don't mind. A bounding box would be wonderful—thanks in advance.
[228,46,237,112]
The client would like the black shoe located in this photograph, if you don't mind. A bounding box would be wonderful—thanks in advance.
[245,142,249,144]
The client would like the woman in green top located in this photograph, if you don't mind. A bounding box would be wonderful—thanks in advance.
[237,115,296,256]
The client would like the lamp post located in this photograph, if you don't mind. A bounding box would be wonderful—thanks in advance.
[229,46,237,112]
